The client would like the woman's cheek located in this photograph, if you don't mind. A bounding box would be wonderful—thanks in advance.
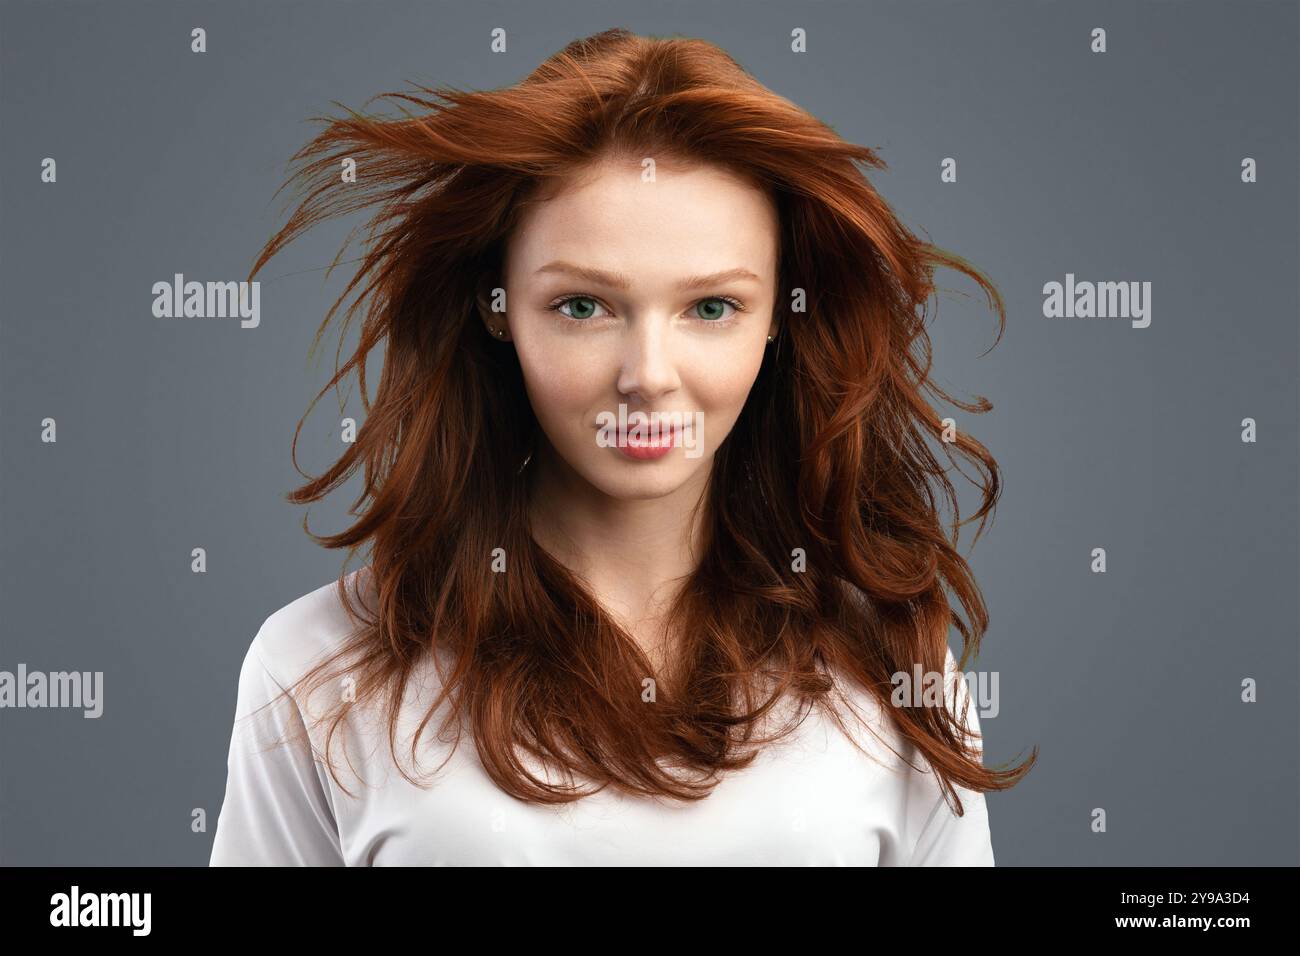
[516,351,605,449]
[687,349,761,411]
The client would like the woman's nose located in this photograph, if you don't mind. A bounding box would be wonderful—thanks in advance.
[616,318,681,402]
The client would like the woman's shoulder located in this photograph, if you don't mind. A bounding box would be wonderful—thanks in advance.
[246,567,376,693]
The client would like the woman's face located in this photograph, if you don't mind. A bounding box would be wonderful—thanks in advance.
[491,155,779,501]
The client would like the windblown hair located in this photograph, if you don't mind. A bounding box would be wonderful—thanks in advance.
[247,27,1036,810]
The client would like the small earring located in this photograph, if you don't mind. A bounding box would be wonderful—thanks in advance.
[767,334,775,343]
[495,327,506,338]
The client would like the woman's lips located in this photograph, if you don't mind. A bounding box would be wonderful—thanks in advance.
[614,425,677,460]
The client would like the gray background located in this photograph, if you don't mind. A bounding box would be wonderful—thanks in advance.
[1,0,1296,866]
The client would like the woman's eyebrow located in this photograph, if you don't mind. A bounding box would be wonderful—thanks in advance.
[533,260,762,292]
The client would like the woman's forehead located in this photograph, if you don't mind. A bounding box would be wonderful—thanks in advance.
[507,160,779,276]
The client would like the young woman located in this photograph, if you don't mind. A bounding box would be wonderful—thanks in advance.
[210,27,1034,866]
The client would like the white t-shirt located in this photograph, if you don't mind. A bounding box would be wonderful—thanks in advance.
[209,571,994,866]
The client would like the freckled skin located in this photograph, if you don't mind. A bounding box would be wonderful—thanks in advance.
[497,155,779,502]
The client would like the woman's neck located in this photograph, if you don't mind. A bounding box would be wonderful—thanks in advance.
[526,439,710,677]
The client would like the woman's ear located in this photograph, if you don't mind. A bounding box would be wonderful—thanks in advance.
[474,278,511,342]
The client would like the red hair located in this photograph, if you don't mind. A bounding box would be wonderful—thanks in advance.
[247,27,1036,810]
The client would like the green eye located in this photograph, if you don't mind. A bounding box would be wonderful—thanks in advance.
[549,294,742,323]
[695,298,735,321]
[559,296,600,320]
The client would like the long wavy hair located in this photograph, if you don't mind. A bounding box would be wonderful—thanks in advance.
[247,27,1036,810]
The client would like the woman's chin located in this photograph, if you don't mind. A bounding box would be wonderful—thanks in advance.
[583,458,705,501]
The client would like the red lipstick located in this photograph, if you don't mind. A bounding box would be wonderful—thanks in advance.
[615,425,677,461]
